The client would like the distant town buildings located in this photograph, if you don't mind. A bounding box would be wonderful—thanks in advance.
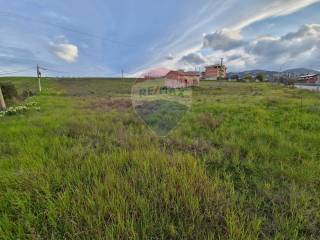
[141,61,320,88]
[142,59,229,89]
[164,59,228,88]
[297,74,320,84]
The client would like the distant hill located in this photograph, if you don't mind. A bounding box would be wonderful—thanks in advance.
[228,68,320,80]
[228,70,278,79]
[281,68,320,75]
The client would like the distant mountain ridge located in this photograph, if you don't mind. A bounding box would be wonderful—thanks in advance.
[228,68,320,79]
[281,68,320,75]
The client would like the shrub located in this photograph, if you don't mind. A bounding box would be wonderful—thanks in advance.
[22,89,35,99]
[244,74,254,82]
[256,73,266,82]
[0,82,18,100]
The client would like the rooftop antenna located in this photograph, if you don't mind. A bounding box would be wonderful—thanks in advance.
[221,58,224,67]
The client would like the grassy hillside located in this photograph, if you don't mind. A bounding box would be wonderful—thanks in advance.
[0,77,320,239]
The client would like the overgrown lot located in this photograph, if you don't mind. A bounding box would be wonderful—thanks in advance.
[0,77,319,239]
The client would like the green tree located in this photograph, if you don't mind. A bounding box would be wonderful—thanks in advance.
[244,74,254,82]
[256,73,266,82]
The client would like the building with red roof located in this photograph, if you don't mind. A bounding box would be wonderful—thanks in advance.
[298,74,320,84]
[165,70,200,88]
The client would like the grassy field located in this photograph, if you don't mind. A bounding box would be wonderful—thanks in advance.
[0,77,320,239]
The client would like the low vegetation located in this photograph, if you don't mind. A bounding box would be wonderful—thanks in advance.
[0,77,319,239]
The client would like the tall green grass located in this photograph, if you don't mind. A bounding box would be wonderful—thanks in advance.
[0,78,319,239]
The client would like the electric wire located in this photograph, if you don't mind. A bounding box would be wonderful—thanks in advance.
[0,11,136,48]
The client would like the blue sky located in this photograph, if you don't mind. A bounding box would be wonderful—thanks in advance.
[1,0,320,76]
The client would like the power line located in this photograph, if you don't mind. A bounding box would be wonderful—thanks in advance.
[0,11,136,48]
[0,64,134,78]
[40,67,75,75]
[0,58,113,77]
[0,43,122,67]
[40,65,114,76]
[0,67,35,76]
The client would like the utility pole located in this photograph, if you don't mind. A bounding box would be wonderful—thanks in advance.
[0,86,6,110]
[121,69,124,81]
[220,58,224,80]
[279,65,282,82]
[37,64,42,93]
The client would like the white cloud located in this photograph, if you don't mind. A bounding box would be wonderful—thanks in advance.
[167,23,320,72]
[134,0,320,74]
[51,42,79,63]
[179,52,207,66]
[203,29,245,51]
[231,0,320,30]
[204,24,320,71]
[247,24,320,63]
[166,53,174,60]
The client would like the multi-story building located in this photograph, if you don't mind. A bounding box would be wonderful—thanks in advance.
[202,65,227,80]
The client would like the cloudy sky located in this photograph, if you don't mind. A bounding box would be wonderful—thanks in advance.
[1,0,320,76]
